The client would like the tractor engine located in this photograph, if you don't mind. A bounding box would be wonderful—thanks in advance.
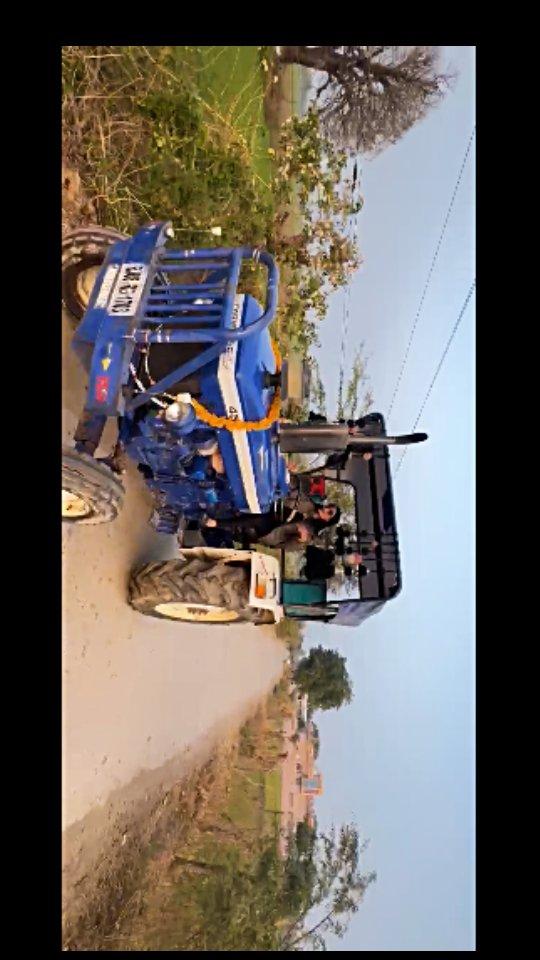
[117,291,291,533]
[119,399,237,530]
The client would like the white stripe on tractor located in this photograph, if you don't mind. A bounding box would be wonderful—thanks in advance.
[217,296,261,514]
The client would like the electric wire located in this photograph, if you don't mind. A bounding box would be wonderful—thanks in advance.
[387,127,476,420]
[394,279,476,476]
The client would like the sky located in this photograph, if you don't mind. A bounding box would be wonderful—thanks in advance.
[307,47,475,951]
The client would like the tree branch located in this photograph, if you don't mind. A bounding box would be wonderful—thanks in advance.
[316,75,332,99]
[283,905,338,949]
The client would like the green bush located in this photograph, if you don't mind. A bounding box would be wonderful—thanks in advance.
[62,47,362,361]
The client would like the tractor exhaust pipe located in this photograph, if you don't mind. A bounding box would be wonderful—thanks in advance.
[279,422,428,455]
[349,432,428,448]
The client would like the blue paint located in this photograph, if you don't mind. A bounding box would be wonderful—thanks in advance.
[71,221,288,526]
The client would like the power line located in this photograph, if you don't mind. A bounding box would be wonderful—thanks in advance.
[394,279,476,477]
[387,127,476,419]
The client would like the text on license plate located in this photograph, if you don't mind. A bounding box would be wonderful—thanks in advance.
[109,263,148,316]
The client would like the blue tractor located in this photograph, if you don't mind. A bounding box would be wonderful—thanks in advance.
[62,222,427,627]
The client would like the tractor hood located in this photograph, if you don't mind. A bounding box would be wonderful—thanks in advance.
[200,294,289,514]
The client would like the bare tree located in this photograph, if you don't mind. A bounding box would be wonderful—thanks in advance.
[278,46,454,154]
[308,358,327,417]
[338,344,374,422]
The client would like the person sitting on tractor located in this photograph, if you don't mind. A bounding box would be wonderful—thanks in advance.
[256,505,340,551]
[202,503,340,551]
[302,545,336,581]
[290,449,373,476]
[307,410,380,437]
[344,412,381,434]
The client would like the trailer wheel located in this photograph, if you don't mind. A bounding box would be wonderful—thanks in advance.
[129,558,274,625]
[279,422,349,454]
[62,226,127,323]
[62,448,125,524]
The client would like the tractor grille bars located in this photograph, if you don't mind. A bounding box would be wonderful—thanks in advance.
[140,247,239,336]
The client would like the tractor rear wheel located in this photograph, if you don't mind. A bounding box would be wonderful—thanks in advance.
[62,225,127,323]
[62,448,125,524]
[278,422,349,454]
[129,557,274,625]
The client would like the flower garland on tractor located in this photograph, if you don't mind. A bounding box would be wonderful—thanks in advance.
[190,340,282,432]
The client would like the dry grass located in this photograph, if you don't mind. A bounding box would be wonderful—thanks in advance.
[62,740,235,950]
[63,677,296,951]
[62,46,276,237]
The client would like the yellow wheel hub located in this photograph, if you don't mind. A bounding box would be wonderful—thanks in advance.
[62,488,91,519]
[75,265,101,308]
[154,602,240,623]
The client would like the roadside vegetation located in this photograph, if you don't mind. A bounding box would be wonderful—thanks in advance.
[62,45,361,370]
[62,44,451,415]
[294,646,353,711]
[62,46,275,245]
[73,677,372,951]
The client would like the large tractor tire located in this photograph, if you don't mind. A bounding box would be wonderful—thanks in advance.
[129,557,274,625]
[278,422,350,454]
[62,448,125,524]
[62,225,127,323]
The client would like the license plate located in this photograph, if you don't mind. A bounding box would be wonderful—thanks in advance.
[109,263,148,317]
[95,264,120,309]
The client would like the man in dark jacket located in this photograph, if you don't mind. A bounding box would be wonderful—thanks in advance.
[302,545,336,581]
[202,503,340,550]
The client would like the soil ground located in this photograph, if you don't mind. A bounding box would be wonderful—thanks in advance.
[61,59,308,946]
[62,261,286,943]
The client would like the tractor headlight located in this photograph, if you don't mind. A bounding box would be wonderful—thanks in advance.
[165,401,190,423]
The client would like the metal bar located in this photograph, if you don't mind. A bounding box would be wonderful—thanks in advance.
[125,341,225,412]
[154,248,277,335]
[257,250,279,324]
[133,299,278,343]
[158,246,250,260]
[133,328,224,344]
[143,302,222,314]
[148,288,224,297]
[220,248,243,330]
[366,458,386,600]
[153,261,231,272]
[159,250,231,261]
[149,283,225,294]
[142,316,220,326]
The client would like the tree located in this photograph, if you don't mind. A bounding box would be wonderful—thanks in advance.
[281,822,376,951]
[337,342,374,422]
[294,646,353,711]
[278,46,453,155]
[282,819,319,915]
[191,821,374,951]
[270,110,362,355]
[308,358,327,418]
[310,721,320,759]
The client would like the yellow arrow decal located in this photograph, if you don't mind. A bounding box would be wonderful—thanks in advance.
[101,358,112,371]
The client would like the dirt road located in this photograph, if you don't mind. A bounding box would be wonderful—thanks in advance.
[62,307,285,871]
